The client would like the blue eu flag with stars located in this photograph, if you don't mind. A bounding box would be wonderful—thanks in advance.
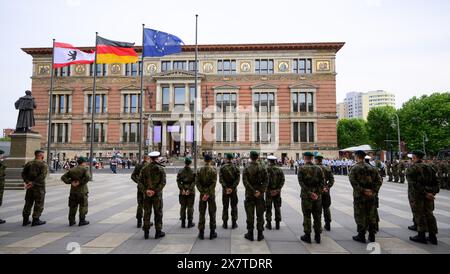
[143,28,184,57]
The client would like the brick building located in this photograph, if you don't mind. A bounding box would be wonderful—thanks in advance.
[22,42,344,161]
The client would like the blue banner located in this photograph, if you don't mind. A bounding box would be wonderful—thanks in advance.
[143,28,184,57]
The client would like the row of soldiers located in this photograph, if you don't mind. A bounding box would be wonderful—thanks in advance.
[0,148,443,246]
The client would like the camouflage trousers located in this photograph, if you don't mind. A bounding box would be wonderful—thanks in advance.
[399,174,405,184]
[265,193,282,223]
[0,180,4,207]
[393,171,399,182]
[23,188,46,219]
[322,192,332,224]
[301,197,322,234]
[143,194,163,231]
[245,196,265,231]
[179,194,195,222]
[409,194,438,234]
[136,189,144,220]
[68,193,88,222]
[198,195,216,230]
[353,198,378,234]
[387,171,393,182]
[222,189,238,222]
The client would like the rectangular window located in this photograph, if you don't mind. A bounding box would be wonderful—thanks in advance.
[216,122,237,142]
[162,87,170,112]
[173,61,186,70]
[255,59,274,74]
[86,123,105,143]
[293,122,315,143]
[255,122,275,143]
[188,61,197,72]
[122,123,129,143]
[293,59,312,74]
[161,61,171,72]
[216,92,237,113]
[217,60,236,74]
[253,92,275,112]
[130,94,138,113]
[123,95,129,113]
[95,95,101,113]
[189,86,195,112]
[292,92,314,113]
[102,94,107,113]
[309,122,315,143]
[300,122,307,142]
[174,86,185,109]
[66,95,71,113]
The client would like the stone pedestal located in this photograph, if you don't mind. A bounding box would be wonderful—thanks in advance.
[4,133,42,190]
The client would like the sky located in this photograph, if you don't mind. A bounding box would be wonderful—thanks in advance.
[0,0,449,130]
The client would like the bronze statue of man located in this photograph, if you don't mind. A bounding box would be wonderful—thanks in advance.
[15,90,36,133]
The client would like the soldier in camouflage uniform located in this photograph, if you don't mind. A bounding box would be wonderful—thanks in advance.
[220,153,240,229]
[22,150,48,227]
[407,151,440,245]
[265,156,285,230]
[0,149,6,224]
[392,160,399,183]
[61,157,90,226]
[131,155,150,228]
[243,151,268,242]
[398,159,407,184]
[315,154,334,231]
[349,150,382,243]
[386,160,393,182]
[139,151,166,240]
[196,154,218,240]
[298,152,325,244]
[436,160,448,190]
[177,157,196,229]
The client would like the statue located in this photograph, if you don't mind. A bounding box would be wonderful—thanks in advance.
[15,90,37,133]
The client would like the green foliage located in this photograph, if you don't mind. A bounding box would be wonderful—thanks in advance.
[0,137,11,142]
[337,118,369,149]
[366,106,398,150]
[397,92,450,155]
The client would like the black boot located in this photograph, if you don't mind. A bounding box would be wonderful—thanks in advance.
[410,232,427,244]
[257,230,264,241]
[315,233,321,244]
[0,219,5,224]
[301,234,312,244]
[144,230,149,239]
[244,230,254,241]
[69,220,76,226]
[408,224,417,231]
[188,221,195,228]
[198,230,205,240]
[427,233,438,245]
[210,229,218,240]
[275,221,280,230]
[181,220,186,228]
[232,221,238,229]
[79,219,90,226]
[324,222,331,231]
[137,219,142,228]
[369,233,376,243]
[155,230,166,239]
[22,217,31,226]
[31,218,46,227]
[222,221,228,229]
[265,222,272,230]
[353,233,366,243]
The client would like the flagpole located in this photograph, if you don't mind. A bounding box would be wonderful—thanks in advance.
[89,32,99,180]
[139,24,145,160]
[193,14,199,173]
[46,39,56,172]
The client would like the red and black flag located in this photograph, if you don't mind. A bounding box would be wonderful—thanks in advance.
[96,36,138,64]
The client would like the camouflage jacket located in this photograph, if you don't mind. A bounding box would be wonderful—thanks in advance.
[219,163,240,189]
[349,162,382,199]
[266,164,285,192]
[298,163,325,199]
[61,166,90,194]
[22,159,48,189]
[318,164,334,188]
[131,161,148,191]
[177,166,196,194]
[406,161,439,196]
[398,161,407,173]
[195,164,217,196]
[139,162,166,195]
[0,161,6,183]
[243,161,268,198]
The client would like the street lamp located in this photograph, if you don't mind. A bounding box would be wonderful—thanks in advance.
[394,113,402,159]
[422,132,429,157]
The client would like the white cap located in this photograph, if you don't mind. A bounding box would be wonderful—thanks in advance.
[365,156,372,160]
[267,156,277,161]
[149,151,161,158]
[407,154,413,159]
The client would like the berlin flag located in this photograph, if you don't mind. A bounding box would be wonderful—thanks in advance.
[53,42,95,68]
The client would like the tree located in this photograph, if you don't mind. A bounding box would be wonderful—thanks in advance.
[337,118,369,149]
[398,92,450,156]
[366,106,398,151]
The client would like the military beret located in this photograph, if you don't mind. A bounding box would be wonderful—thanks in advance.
[184,157,192,165]
[315,154,324,159]
[354,150,367,157]
[0,149,4,155]
[204,154,213,161]
[250,151,259,158]
[267,155,277,161]
[149,151,161,158]
[77,157,88,164]
[303,152,314,157]
[412,150,425,158]
[225,153,234,160]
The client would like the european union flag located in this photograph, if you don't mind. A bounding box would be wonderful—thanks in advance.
[143,28,184,57]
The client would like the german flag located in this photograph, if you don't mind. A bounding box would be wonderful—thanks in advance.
[96,36,138,64]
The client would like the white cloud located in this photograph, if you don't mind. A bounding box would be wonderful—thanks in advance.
[66,0,81,7]
[366,0,383,7]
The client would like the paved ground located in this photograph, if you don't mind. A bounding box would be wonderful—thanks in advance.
[1,174,450,254]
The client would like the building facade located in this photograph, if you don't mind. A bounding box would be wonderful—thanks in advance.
[22,42,344,161]
[340,90,395,120]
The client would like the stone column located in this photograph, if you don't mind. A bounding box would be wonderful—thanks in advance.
[156,85,162,111]
[148,122,153,150]
[180,121,186,155]
[169,84,174,112]
[162,121,167,156]
[185,83,190,112]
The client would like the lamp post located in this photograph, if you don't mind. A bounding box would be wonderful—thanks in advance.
[422,132,428,158]
[394,113,402,159]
